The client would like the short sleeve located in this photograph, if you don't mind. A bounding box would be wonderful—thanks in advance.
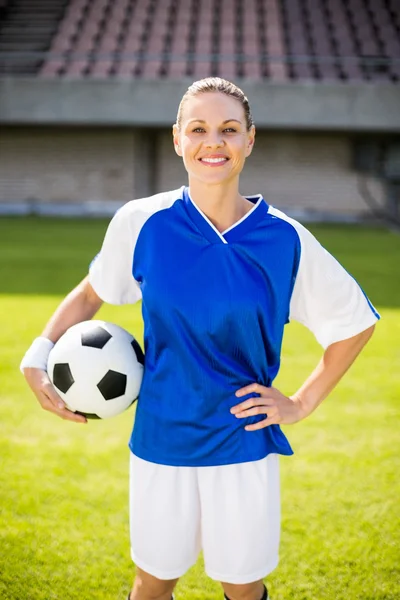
[88,204,142,305]
[289,224,380,349]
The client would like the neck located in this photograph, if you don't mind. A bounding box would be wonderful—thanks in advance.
[188,178,253,233]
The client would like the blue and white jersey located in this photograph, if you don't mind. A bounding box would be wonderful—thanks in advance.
[89,186,379,467]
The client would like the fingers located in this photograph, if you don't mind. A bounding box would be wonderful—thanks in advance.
[243,416,276,432]
[232,384,302,430]
[231,393,273,415]
[41,380,65,411]
[232,405,275,419]
[24,368,87,424]
[38,390,87,423]
[232,383,282,431]
[231,403,278,431]
[235,382,266,398]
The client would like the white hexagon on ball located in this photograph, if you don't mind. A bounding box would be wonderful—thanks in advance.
[47,320,144,419]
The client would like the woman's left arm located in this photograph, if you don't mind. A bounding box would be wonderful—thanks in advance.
[231,325,376,431]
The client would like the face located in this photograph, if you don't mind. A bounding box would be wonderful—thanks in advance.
[173,92,255,187]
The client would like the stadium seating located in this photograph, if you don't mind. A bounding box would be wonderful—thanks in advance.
[0,0,398,81]
[0,0,68,74]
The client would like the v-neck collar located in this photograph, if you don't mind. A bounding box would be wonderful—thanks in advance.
[182,187,269,245]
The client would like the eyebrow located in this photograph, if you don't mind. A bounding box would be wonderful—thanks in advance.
[187,119,242,125]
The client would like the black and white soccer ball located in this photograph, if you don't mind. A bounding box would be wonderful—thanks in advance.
[47,320,144,419]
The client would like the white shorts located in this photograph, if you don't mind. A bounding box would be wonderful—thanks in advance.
[129,452,280,584]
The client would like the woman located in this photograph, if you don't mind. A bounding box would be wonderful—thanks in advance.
[21,78,379,600]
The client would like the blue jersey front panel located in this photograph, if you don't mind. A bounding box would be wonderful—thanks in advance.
[89,187,379,467]
[131,189,297,465]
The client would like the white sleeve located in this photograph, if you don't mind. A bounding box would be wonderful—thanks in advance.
[289,223,380,349]
[88,203,142,305]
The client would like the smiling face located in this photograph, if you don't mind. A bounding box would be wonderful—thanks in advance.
[173,92,255,187]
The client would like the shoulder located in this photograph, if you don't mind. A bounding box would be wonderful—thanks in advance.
[268,205,309,238]
[99,187,185,247]
[267,205,321,251]
[115,187,184,224]
[105,188,185,241]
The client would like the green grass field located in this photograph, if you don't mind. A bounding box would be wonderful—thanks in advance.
[0,217,399,600]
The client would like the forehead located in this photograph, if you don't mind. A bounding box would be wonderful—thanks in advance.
[181,92,245,123]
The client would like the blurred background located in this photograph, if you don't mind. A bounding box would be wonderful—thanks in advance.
[0,0,399,223]
[0,2,400,600]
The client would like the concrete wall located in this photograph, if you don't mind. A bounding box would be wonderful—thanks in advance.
[0,127,135,203]
[0,126,385,216]
[1,78,400,132]
[0,77,394,217]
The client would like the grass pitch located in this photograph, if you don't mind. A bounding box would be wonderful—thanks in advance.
[0,217,399,600]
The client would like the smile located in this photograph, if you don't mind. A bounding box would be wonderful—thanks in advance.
[199,157,229,165]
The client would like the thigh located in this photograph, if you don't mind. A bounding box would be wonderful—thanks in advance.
[199,454,280,584]
[129,453,202,580]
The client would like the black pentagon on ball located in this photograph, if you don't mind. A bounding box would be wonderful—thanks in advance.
[81,326,112,349]
[131,339,145,365]
[97,370,127,400]
[53,363,75,394]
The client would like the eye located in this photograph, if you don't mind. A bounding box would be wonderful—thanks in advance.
[223,127,237,133]
[192,127,206,133]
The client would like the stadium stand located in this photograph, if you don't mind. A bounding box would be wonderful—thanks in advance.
[0,0,399,222]
[0,0,68,74]
[0,0,399,81]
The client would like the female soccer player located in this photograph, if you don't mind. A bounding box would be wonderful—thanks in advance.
[21,78,379,600]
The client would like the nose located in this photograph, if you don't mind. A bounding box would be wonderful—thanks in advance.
[204,131,224,149]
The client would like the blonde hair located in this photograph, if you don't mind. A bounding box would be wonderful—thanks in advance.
[176,77,254,131]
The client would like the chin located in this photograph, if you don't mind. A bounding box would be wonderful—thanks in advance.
[192,170,234,186]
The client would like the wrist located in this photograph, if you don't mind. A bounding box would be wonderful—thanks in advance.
[290,393,313,421]
[20,337,55,374]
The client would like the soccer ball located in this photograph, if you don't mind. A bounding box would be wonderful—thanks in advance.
[47,320,144,419]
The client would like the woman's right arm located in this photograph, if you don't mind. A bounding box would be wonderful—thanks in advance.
[22,276,103,423]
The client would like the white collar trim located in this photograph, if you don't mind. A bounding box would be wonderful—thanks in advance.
[187,192,262,243]
[222,196,262,235]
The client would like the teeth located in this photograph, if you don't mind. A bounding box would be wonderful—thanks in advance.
[201,157,227,163]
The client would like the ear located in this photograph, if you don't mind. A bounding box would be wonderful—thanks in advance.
[172,124,182,156]
[245,126,256,158]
